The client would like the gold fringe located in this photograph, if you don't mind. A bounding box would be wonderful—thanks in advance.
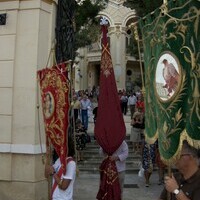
[144,129,158,144]
[161,129,200,165]
[144,127,200,165]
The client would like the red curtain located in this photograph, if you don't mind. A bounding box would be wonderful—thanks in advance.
[95,23,126,200]
[37,63,69,174]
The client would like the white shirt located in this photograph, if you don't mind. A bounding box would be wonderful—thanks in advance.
[128,95,137,106]
[52,158,76,200]
[80,99,91,110]
[99,140,129,172]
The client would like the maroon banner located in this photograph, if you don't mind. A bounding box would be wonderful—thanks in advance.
[94,22,126,155]
[95,18,126,200]
[96,157,121,200]
[37,63,69,174]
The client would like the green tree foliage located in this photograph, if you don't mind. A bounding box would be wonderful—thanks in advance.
[74,0,108,50]
[123,0,163,17]
[124,0,163,58]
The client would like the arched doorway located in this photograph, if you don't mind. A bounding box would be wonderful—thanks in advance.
[88,62,101,89]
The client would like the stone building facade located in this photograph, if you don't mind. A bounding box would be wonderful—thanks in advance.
[74,0,142,92]
[0,0,57,199]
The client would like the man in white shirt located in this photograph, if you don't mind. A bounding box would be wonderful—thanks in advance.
[80,94,91,130]
[99,140,129,197]
[45,147,76,200]
[128,93,137,119]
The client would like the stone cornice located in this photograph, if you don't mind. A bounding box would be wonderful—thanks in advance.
[0,0,56,4]
[42,0,56,5]
[0,143,46,154]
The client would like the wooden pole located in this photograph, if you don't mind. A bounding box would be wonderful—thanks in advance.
[46,141,53,200]
[133,25,145,95]
[167,165,172,200]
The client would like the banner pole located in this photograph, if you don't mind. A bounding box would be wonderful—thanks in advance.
[46,140,53,200]
[69,61,79,166]
[133,24,145,94]
[167,166,172,200]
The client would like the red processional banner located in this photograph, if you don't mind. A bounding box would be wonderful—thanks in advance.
[95,18,126,200]
[37,63,70,174]
[94,20,126,156]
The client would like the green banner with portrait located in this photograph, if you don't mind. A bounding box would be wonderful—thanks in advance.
[138,0,200,164]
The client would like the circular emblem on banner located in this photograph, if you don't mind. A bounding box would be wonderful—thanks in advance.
[44,92,55,119]
[155,51,181,101]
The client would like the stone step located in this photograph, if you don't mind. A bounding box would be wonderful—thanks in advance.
[83,154,141,161]
[85,141,133,148]
[77,167,159,174]
[77,167,141,174]
[87,135,131,140]
[76,132,142,174]
[77,161,140,169]
[77,159,141,165]
[82,148,136,153]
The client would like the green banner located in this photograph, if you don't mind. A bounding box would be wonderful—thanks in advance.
[139,0,200,164]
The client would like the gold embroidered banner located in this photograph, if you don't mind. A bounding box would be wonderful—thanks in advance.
[95,17,124,200]
[139,0,200,163]
[37,63,70,173]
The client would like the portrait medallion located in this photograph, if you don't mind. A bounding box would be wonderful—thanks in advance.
[155,51,181,101]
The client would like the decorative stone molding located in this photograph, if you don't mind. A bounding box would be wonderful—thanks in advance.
[115,25,122,38]
[42,0,58,5]
[110,0,125,5]
[0,143,46,154]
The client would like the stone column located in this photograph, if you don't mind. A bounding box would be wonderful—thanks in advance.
[109,24,126,90]
[0,0,56,199]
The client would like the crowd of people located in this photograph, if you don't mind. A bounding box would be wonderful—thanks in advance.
[45,86,200,200]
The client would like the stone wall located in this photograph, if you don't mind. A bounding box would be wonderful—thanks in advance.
[0,0,56,199]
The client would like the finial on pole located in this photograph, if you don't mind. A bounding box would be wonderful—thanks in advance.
[100,16,109,26]
[100,17,109,46]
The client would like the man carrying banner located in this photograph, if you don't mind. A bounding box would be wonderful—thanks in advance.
[95,17,126,200]
[45,142,76,200]
[37,62,73,199]
[159,140,200,200]
[99,140,128,198]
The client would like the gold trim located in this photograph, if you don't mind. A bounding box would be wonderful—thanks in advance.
[139,0,200,166]
[141,0,196,42]
[145,129,158,145]
[162,130,200,165]
[39,68,69,147]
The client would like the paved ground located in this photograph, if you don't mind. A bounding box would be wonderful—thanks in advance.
[73,114,164,200]
[74,172,163,200]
